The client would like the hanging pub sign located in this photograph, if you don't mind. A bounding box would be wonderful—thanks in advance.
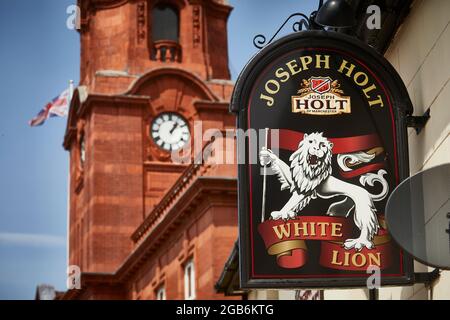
[231,31,414,288]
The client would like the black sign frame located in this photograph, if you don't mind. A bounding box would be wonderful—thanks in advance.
[232,31,414,288]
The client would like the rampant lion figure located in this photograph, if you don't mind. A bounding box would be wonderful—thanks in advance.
[259,132,388,251]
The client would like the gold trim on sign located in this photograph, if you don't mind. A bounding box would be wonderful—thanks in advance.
[267,240,307,255]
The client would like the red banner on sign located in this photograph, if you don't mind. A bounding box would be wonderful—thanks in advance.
[273,129,382,154]
[258,216,392,271]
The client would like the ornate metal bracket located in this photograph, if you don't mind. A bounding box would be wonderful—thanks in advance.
[414,268,440,286]
[406,108,430,134]
[253,12,321,49]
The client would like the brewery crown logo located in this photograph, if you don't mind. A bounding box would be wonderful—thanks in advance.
[292,77,351,115]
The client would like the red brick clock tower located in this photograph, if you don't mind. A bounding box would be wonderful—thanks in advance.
[62,0,238,300]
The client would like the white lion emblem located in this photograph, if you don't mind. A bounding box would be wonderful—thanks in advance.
[260,132,388,251]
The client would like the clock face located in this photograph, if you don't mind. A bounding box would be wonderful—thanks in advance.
[80,136,86,167]
[151,112,190,151]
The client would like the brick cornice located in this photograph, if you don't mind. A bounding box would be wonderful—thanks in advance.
[194,100,230,113]
[126,66,220,101]
[132,175,236,242]
[80,94,150,114]
[63,94,150,150]
[143,161,188,172]
[116,176,237,281]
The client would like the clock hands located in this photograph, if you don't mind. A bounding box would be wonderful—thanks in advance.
[169,121,179,134]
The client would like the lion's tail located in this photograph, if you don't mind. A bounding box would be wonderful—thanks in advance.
[359,169,389,202]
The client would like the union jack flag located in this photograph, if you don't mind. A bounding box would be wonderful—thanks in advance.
[29,89,70,127]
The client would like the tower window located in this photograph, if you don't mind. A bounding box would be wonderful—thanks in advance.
[152,4,179,43]
[184,259,195,300]
[150,4,181,62]
[156,285,166,300]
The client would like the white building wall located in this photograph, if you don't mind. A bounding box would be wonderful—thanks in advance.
[381,0,450,300]
[326,0,450,300]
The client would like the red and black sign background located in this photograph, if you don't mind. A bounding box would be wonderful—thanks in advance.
[232,31,414,288]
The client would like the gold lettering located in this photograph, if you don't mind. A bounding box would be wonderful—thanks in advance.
[331,223,343,237]
[330,250,381,268]
[275,67,290,83]
[272,224,291,239]
[316,222,330,236]
[294,222,309,237]
[352,253,367,267]
[363,84,377,99]
[309,222,316,236]
[354,71,369,86]
[286,60,301,76]
[343,251,350,266]
[300,56,313,70]
[316,54,330,69]
[265,79,280,95]
[331,250,342,266]
[368,252,381,267]
[368,95,384,108]
[338,59,355,77]
[260,93,274,107]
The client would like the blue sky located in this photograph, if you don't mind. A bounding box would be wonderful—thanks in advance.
[0,0,318,299]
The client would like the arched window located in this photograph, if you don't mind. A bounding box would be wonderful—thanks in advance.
[150,3,181,62]
[156,285,166,300]
[152,4,179,43]
[184,259,195,300]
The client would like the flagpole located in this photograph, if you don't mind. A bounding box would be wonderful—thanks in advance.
[69,80,74,101]
[261,128,269,223]
[66,80,73,269]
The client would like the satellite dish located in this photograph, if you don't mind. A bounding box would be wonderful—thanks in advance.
[386,163,450,269]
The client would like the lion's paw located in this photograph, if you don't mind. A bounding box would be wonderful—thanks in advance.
[270,209,298,221]
[270,211,282,220]
[287,211,296,219]
[271,211,296,221]
[343,238,374,251]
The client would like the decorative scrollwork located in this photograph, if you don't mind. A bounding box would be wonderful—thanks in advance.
[192,5,201,48]
[137,1,146,43]
[253,13,312,49]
